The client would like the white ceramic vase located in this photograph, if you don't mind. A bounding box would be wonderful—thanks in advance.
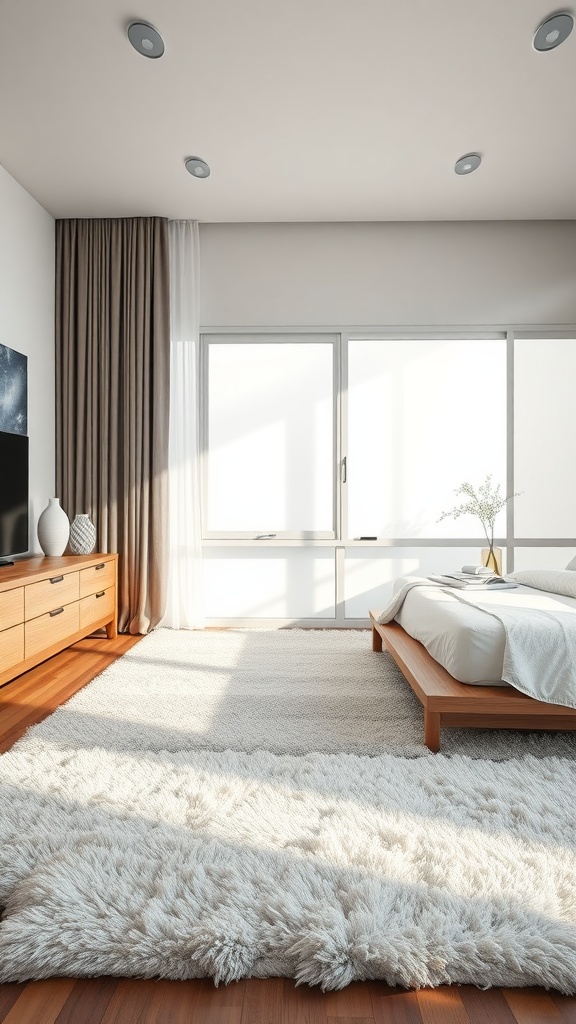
[37,498,70,556]
[69,513,96,555]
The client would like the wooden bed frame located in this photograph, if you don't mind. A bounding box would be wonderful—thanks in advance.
[370,611,576,752]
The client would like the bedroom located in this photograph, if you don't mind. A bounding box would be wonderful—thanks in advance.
[1,0,576,1021]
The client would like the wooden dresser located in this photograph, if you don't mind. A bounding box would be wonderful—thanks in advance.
[0,553,118,688]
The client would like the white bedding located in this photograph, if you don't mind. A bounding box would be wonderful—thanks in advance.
[393,580,507,684]
[389,576,576,691]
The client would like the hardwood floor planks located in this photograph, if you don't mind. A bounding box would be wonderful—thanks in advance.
[325,982,374,1019]
[54,977,119,1024]
[416,986,471,1024]
[2,979,76,1024]
[0,985,25,1024]
[369,985,424,1024]
[2,979,576,1024]
[241,978,284,1024]
[282,979,328,1024]
[551,994,576,1024]
[1,636,576,1024]
[326,1017,375,1024]
[139,979,202,1024]
[191,978,245,1024]
[502,988,563,1023]
[458,985,519,1024]
[98,979,157,1024]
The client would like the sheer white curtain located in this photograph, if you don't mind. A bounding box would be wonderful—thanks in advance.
[162,220,204,628]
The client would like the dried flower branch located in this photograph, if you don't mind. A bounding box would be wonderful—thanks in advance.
[439,475,520,568]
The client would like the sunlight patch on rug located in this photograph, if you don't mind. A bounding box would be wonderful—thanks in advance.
[27,628,576,759]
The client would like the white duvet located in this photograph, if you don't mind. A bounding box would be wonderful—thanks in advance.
[378,577,576,710]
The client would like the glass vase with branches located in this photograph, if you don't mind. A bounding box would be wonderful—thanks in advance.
[438,476,520,570]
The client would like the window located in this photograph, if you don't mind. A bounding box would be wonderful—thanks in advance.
[514,338,576,538]
[346,337,507,540]
[200,330,576,623]
[205,336,336,537]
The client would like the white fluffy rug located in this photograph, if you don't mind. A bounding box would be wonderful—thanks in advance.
[1,740,575,990]
[26,628,576,759]
[1,628,575,989]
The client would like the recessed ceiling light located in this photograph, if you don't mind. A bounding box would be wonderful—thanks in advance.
[454,153,482,175]
[533,12,573,50]
[185,157,211,178]
[127,21,165,58]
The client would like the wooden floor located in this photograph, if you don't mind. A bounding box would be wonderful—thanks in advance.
[1,635,575,1024]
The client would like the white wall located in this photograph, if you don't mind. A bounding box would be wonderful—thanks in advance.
[0,165,55,553]
[199,221,576,327]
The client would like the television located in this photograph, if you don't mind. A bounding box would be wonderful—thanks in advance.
[0,430,29,566]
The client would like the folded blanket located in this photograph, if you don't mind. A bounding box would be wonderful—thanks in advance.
[378,578,576,710]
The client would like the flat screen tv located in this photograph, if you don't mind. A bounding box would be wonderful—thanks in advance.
[0,430,29,565]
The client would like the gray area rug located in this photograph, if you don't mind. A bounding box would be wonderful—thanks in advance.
[31,627,576,759]
[1,628,575,989]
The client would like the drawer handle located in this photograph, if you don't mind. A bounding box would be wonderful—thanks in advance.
[95,563,106,570]
[49,575,64,584]
[49,607,65,617]
[95,591,105,598]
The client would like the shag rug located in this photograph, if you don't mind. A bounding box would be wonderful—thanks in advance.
[0,628,575,989]
[24,627,576,759]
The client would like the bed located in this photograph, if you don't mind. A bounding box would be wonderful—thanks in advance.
[370,569,576,752]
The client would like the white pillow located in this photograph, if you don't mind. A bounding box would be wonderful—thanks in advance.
[508,568,576,599]
[565,555,576,571]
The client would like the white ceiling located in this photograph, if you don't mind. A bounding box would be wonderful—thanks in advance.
[1,0,575,221]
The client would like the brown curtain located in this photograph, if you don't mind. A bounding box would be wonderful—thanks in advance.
[55,218,170,634]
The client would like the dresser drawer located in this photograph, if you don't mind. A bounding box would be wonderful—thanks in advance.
[0,623,25,672]
[79,560,115,599]
[25,572,79,621]
[25,602,80,660]
[0,587,24,631]
[79,587,115,631]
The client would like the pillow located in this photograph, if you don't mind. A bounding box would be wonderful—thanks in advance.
[508,568,576,599]
[565,555,576,571]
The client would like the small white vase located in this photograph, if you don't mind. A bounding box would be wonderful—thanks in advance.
[69,513,96,555]
[37,498,70,556]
